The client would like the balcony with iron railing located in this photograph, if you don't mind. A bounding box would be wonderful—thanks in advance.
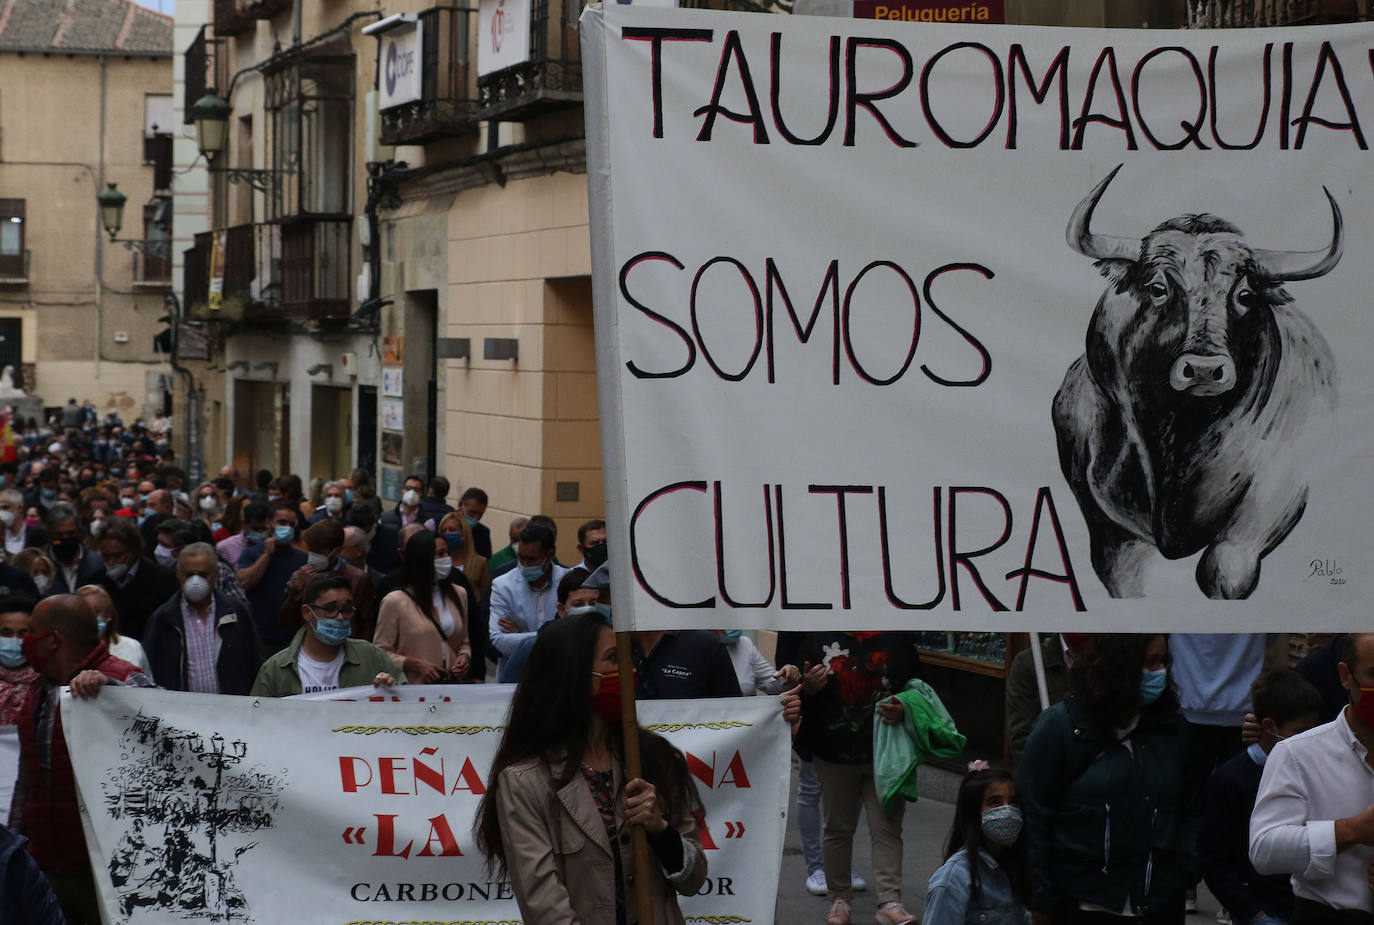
[185,233,211,311]
[280,218,351,321]
[478,0,581,121]
[0,250,28,287]
[213,0,292,36]
[185,224,283,322]
[1186,0,1370,25]
[381,7,481,145]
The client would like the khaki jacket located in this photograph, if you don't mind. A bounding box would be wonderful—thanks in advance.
[373,587,471,683]
[496,755,708,925]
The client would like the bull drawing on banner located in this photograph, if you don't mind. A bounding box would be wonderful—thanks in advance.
[1052,165,1341,599]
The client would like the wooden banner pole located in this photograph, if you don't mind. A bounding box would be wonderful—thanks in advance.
[616,630,655,925]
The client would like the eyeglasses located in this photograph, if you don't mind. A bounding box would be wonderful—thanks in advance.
[308,604,357,619]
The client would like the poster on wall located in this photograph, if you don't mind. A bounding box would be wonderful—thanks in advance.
[382,335,404,365]
[381,366,404,397]
[478,0,531,77]
[380,466,402,500]
[381,431,403,465]
[582,8,1374,633]
[381,398,404,431]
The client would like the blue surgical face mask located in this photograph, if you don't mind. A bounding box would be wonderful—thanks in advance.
[311,615,351,647]
[519,561,546,584]
[465,514,478,528]
[246,530,267,543]
[1140,668,1168,705]
[594,603,612,623]
[721,629,743,645]
[97,617,108,639]
[0,636,24,668]
[345,489,355,503]
[567,605,599,618]
[274,525,295,544]
[443,532,465,550]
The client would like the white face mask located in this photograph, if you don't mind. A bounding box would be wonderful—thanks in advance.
[32,573,51,593]
[154,545,176,566]
[89,519,105,537]
[119,496,135,509]
[199,495,217,512]
[307,552,331,572]
[182,575,211,603]
[433,556,452,580]
[401,489,420,508]
[0,510,13,527]
[324,496,343,513]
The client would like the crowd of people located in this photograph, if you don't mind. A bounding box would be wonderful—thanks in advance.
[0,411,1372,925]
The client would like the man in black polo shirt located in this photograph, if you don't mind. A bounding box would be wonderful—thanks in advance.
[581,563,739,700]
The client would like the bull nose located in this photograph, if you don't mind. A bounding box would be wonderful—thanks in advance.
[1170,353,1236,396]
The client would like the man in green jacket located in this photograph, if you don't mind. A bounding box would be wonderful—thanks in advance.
[251,575,402,697]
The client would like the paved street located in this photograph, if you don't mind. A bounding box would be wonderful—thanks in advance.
[773,761,1224,923]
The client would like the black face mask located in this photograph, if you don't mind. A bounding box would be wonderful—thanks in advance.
[583,542,608,570]
[52,536,81,562]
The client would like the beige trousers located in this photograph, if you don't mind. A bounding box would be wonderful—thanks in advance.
[813,756,906,904]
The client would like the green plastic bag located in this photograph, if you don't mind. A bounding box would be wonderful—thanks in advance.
[872,679,966,817]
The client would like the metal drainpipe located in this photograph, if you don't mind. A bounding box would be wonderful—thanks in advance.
[95,53,106,381]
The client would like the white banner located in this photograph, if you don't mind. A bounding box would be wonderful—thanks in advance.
[478,0,531,77]
[66,687,789,924]
[583,8,1374,633]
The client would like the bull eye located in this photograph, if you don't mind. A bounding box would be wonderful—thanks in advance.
[1236,287,1258,309]
[1147,281,1168,300]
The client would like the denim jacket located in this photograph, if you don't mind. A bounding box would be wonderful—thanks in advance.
[925,848,1030,925]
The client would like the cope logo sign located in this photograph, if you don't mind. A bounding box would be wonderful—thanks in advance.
[379,22,421,108]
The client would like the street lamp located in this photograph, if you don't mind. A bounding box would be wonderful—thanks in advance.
[97,183,126,241]
[191,88,231,161]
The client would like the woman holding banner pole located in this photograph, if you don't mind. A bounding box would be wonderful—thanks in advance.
[476,611,708,924]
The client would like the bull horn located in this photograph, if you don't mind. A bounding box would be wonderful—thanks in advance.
[1252,188,1344,281]
[1066,164,1139,262]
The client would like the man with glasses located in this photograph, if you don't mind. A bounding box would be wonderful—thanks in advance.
[141,542,261,695]
[251,575,399,697]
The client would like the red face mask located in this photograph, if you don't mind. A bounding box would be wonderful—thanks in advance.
[592,669,629,724]
[1353,687,1374,729]
[21,629,57,675]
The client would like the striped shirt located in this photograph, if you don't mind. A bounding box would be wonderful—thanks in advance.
[181,595,219,694]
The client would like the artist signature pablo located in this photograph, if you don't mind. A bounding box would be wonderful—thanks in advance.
[1305,559,1345,585]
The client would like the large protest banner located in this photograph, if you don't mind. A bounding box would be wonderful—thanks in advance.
[65,686,789,924]
[581,8,1374,633]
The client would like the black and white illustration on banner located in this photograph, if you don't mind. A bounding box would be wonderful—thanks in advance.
[100,710,286,922]
[1052,165,1342,600]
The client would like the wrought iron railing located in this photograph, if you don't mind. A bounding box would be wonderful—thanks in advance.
[185,234,211,311]
[280,218,350,320]
[478,0,581,119]
[380,7,481,145]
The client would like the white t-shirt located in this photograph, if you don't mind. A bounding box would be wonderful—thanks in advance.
[432,588,456,637]
[297,647,345,694]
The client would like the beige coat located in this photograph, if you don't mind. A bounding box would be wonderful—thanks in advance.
[495,755,707,925]
[373,587,471,683]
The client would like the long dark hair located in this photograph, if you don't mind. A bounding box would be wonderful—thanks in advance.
[944,766,1028,903]
[1069,633,1177,730]
[399,529,439,620]
[475,613,696,875]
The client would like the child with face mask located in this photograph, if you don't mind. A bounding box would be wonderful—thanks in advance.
[925,763,1030,925]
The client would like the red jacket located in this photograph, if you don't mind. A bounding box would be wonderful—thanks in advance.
[16,642,143,872]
